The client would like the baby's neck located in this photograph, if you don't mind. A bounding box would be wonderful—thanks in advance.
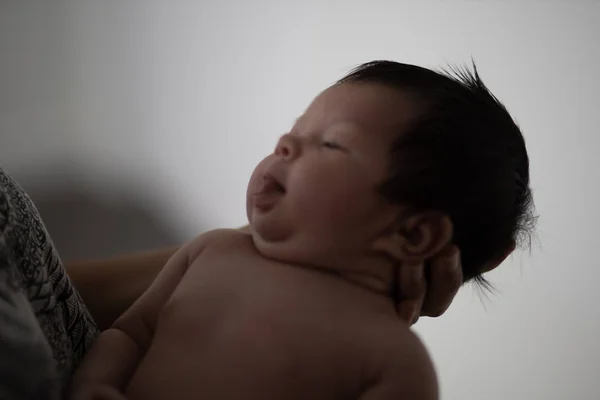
[328,255,397,301]
[338,270,393,297]
[243,225,397,305]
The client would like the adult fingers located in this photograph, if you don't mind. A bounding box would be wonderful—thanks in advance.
[420,245,463,318]
[396,260,427,325]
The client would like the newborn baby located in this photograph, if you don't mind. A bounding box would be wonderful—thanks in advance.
[71,61,534,400]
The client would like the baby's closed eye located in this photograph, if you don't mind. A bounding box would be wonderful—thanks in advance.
[321,140,348,152]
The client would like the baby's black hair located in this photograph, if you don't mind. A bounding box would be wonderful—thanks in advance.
[339,60,536,286]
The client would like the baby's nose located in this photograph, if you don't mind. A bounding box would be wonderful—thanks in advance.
[275,134,301,160]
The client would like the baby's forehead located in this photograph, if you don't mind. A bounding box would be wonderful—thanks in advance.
[297,83,416,139]
[293,116,362,137]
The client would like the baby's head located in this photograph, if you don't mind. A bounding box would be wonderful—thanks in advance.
[247,60,535,285]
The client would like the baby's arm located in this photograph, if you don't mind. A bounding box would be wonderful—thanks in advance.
[359,330,438,400]
[70,233,210,398]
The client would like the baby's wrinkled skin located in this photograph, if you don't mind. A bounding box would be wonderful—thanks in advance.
[72,82,450,400]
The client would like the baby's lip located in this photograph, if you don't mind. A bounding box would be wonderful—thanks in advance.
[252,174,285,211]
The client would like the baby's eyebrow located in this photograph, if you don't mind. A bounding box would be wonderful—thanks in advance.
[329,121,362,135]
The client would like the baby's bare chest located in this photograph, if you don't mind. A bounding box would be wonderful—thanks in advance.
[151,241,376,397]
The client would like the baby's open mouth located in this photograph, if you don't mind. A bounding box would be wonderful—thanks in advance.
[253,174,286,211]
[263,174,286,194]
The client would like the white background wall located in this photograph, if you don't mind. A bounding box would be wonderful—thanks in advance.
[2,1,600,399]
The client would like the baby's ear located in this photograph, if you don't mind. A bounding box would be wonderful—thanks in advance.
[372,212,453,263]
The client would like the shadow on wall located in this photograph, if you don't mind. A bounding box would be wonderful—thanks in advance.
[17,173,182,262]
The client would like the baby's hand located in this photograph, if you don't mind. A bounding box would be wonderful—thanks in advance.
[396,245,462,325]
[71,385,128,400]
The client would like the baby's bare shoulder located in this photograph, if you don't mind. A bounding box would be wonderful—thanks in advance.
[361,321,438,399]
[186,228,248,255]
[198,228,245,243]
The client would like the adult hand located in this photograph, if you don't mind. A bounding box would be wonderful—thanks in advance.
[396,245,463,325]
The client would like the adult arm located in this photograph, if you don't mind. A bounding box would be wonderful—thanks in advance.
[66,246,179,330]
[66,227,250,330]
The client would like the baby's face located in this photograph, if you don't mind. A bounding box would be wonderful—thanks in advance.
[247,82,415,270]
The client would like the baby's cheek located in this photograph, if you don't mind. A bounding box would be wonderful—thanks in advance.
[295,186,356,227]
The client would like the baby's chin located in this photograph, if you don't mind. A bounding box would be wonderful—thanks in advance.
[249,217,288,242]
[248,222,310,264]
[249,221,289,255]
